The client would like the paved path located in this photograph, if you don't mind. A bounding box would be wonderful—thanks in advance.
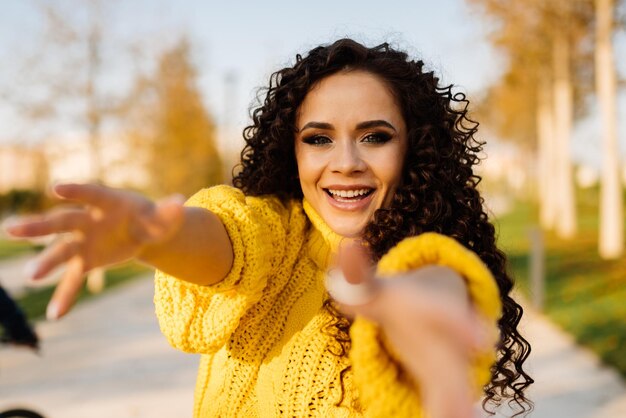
[0,275,197,418]
[1,254,626,417]
[0,252,62,298]
[490,304,626,417]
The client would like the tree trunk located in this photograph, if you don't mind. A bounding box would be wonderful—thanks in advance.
[86,1,105,293]
[596,0,623,258]
[537,81,558,230]
[552,25,577,239]
[86,17,103,182]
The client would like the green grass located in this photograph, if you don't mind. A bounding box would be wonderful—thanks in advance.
[496,187,626,378]
[16,263,151,320]
[0,239,39,260]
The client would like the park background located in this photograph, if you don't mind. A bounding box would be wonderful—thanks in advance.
[1,0,626,416]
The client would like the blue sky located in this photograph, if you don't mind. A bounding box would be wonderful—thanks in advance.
[0,0,625,167]
[0,0,504,131]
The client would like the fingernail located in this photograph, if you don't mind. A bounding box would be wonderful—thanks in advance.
[23,259,40,279]
[47,180,62,198]
[46,301,60,321]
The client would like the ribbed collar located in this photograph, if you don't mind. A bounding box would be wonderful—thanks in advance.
[302,199,346,271]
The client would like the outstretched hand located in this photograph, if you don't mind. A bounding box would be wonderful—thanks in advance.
[333,241,489,418]
[3,183,186,320]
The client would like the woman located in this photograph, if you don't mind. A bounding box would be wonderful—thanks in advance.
[5,39,532,417]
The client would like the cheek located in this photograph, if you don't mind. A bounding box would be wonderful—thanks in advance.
[392,160,405,187]
[295,149,322,188]
[380,161,404,208]
[374,154,405,188]
[294,146,306,179]
[388,143,407,187]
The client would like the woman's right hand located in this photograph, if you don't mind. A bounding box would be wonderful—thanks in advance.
[334,241,491,418]
[3,183,186,319]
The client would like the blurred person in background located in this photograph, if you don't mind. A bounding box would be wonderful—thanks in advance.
[5,39,532,418]
[0,283,39,350]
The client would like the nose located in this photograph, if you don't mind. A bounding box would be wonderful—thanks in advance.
[329,141,367,174]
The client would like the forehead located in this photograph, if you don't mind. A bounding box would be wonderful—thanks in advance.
[296,70,404,128]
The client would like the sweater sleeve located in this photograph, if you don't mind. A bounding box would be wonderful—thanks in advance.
[348,232,502,417]
[154,185,289,354]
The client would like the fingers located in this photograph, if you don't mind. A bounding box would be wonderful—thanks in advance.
[326,241,380,317]
[4,209,90,238]
[28,235,82,280]
[415,293,485,351]
[2,183,120,240]
[52,183,119,209]
[338,240,374,284]
[46,257,86,320]
[383,285,486,353]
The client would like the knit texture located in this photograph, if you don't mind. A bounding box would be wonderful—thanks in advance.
[154,185,502,417]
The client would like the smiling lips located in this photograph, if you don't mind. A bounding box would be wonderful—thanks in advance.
[324,187,375,208]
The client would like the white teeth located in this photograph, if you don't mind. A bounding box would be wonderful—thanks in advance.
[327,188,371,198]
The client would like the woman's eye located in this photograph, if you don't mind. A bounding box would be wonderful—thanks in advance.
[362,132,392,144]
[302,135,332,146]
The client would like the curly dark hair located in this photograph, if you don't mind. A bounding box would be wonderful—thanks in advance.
[232,38,533,416]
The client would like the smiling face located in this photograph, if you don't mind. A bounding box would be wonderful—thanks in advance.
[294,70,408,238]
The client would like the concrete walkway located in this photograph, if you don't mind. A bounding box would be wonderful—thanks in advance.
[491,305,626,417]
[1,254,626,417]
[0,252,62,298]
[0,274,198,418]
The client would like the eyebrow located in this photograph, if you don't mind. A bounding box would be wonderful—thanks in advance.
[299,119,397,132]
[300,121,333,131]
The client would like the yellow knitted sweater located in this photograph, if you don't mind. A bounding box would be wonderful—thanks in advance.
[154,185,501,418]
